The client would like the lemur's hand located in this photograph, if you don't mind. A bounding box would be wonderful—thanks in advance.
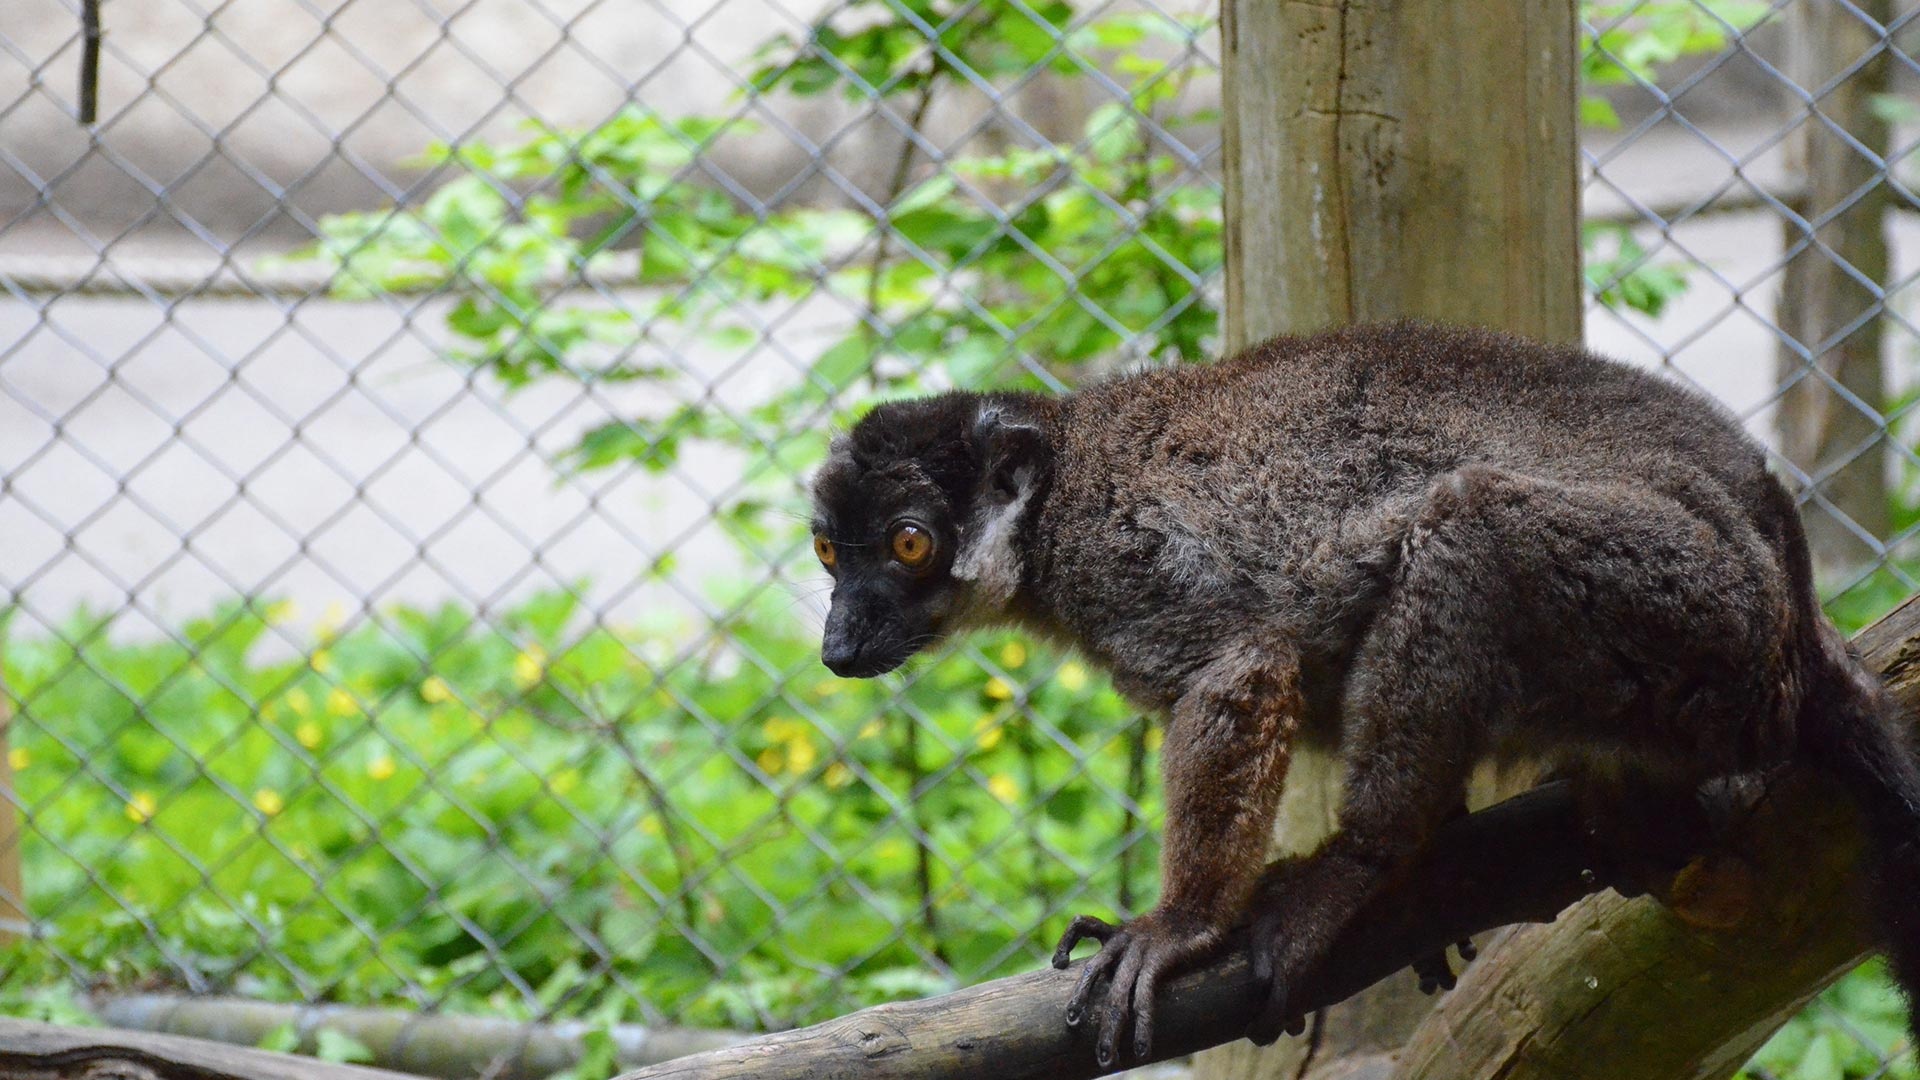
[1052,909,1222,1067]
[1410,939,1477,994]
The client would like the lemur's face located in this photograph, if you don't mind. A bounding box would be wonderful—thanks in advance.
[807,443,963,678]
[808,394,1049,679]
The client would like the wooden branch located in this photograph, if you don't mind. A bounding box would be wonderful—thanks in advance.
[625,594,1920,1080]
[0,1017,421,1080]
[91,994,744,1080]
[619,780,1631,1080]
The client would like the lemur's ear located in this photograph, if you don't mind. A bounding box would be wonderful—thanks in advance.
[971,406,1050,504]
[955,405,1050,599]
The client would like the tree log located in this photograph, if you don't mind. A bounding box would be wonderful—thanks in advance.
[0,1018,420,1080]
[90,995,744,1080]
[621,593,1920,1080]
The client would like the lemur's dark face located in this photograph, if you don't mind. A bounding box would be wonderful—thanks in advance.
[807,393,1050,678]
[808,438,964,678]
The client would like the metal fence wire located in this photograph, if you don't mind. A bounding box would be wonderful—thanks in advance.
[0,0,1916,1075]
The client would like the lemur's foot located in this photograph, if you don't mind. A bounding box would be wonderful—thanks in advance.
[1410,939,1476,994]
[1052,910,1219,1068]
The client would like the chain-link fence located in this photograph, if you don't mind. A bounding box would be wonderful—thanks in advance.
[0,0,1915,1076]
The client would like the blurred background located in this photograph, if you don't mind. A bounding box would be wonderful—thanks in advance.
[1,1,1917,1077]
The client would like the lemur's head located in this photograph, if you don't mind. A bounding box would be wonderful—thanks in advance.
[807,391,1053,677]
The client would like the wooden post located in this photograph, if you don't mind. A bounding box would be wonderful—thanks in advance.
[1772,0,1894,575]
[1211,3,1580,1077]
[0,674,22,944]
[1220,0,1583,352]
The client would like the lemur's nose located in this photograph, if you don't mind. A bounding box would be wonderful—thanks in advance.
[821,637,859,676]
[820,608,862,676]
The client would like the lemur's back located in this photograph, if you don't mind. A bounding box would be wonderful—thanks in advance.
[1038,321,1818,701]
[1055,321,1801,591]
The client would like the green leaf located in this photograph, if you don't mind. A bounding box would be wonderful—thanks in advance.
[1580,95,1622,129]
[256,1023,300,1054]
[811,337,875,388]
[313,1028,375,1065]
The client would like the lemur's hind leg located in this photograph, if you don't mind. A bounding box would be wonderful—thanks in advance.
[1242,617,1477,1044]
[1245,465,1793,1044]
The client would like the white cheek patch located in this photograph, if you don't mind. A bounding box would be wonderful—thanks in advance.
[952,466,1033,606]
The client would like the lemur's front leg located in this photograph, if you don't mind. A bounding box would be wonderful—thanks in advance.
[1051,646,1300,1066]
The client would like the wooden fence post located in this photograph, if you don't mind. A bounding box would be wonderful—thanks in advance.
[1220,0,1582,352]
[1772,0,1895,575]
[1210,4,1580,1077]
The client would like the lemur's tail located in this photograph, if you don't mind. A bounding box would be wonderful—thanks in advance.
[1797,631,1920,1038]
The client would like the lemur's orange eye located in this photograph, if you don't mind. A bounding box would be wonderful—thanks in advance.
[813,535,836,569]
[890,523,935,568]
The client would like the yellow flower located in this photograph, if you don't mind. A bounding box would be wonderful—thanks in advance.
[1146,726,1164,753]
[286,688,313,717]
[811,679,842,699]
[824,762,853,789]
[326,688,358,718]
[762,716,799,742]
[757,747,784,774]
[317,601,349,639]
[858,719,886,740]
[999,640,1028,669]
[6,747,28,771]
[420,676,453,704]
[264,599,298,626]
[309,649,333,674]
[125,790,157,824]
[551,767,579,795]
[514,645,547,690]
[1057,662,1089,693]
[253,788,285,816]
[366,754,396,781]
[295,721,324,750]
[786,737,818,774]
[987,774,1020,803]
[974,716,1003,751]
[983,677,1014,702]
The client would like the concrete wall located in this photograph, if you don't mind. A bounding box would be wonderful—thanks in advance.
[1,0,864,236]
[2,0,1793,240]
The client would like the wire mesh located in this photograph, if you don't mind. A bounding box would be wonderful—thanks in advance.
[0,0,1913,1075]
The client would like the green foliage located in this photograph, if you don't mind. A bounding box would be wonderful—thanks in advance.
[1583,223,1690,319]
[1580,0,1770,128]
[0,593,1151,1032]
[1742,961,1915,1080]
[279,0,1741,478]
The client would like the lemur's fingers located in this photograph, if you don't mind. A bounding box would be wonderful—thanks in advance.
[1411,950,1454,994]
[1065,928,1125,1028]
[1051,913,1118,969]
[1456,938,1477,962]
[1131,955,1165,1062]
[1246,976,1295,1046]
[1096,940,1150,1068]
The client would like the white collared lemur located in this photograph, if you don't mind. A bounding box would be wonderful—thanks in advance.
[807,321,1920,1067]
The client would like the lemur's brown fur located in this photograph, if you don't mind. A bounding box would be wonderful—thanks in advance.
[808,322,1920,1067]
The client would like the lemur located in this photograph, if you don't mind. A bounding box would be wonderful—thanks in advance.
[806,321,1920,1068]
